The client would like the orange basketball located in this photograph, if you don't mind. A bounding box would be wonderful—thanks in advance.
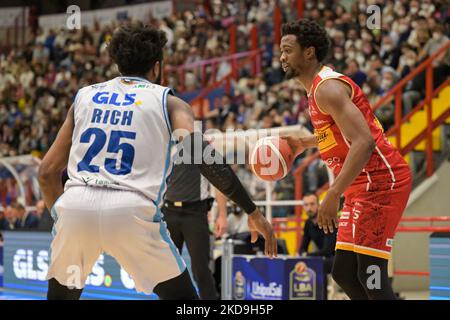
[250,136,294,181]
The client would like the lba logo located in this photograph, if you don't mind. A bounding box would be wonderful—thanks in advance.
[289,262,316,300]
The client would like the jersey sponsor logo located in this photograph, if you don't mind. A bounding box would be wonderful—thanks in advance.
[80,176,120,187]
[312,119,329,126]
[289,262,316,300]
[314,126,338,153]
[339,211,351,220]
[386,238,393,248]
[92,92,137,106]
[132,84,150,89]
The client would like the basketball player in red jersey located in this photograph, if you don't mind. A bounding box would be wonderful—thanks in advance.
[280,20,412,300]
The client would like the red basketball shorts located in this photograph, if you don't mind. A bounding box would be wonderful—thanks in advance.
[335,172,412,260]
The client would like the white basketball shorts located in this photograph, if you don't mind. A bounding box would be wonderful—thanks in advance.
[46,186,186,294]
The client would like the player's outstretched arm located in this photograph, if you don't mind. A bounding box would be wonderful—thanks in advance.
[315,79,376,234]
[38,105,74,211]
[167,95,277,257]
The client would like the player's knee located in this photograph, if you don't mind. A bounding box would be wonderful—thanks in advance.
[331,260,348,286]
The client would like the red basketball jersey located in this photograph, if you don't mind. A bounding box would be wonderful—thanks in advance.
[307,66,410,195]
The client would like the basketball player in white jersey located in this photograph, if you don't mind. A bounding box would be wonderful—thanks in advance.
[38,23,277,300]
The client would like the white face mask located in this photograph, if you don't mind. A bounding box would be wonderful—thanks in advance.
[362,33,371,41]
[293,94,301,103]
[347,51,356,59]
[258,84,267,93]
[384,44,392,52]
[433,33,441,41]
[410,7,418,14]
[399,25,408,33]
[268,96,277,105]
[298,114,307,125]
[406,58,416,67]
[381,79,393,90]
[334,53,343,60]
[318,3,325,10]
[272,61,280,69]
[362,85,371,95]
[356,55,365,66]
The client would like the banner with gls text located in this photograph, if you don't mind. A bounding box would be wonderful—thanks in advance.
[1,231,193,300]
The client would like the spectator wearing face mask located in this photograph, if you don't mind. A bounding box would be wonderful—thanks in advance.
[264,58,284,86]
[408,16,431,52]
[398,47,418,78]
[375,67,399,130]
[379,67,399,96]
[419,25,450,88]
[381,35,401,69]
[329,46,346,73]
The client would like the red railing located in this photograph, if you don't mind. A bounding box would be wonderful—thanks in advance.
[186,49,262,119]
[372,40,450,177]
[165,49,261,94]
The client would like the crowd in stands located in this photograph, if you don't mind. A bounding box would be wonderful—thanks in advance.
[0,200,53,239]
[0,0,449,216]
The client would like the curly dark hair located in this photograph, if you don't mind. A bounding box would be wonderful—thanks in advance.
[281,19,331,63]
[108,22,167,77]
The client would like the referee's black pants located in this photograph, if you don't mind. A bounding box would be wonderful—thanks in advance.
[162,201,218,300]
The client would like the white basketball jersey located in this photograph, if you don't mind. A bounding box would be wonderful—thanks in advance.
[65,76,174,206]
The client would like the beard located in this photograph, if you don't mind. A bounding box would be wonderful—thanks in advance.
[307,211,317,219]
[284,67,299,80]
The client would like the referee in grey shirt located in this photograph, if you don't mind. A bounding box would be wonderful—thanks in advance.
[162,163,228,300]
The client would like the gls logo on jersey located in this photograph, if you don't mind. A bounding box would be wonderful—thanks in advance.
[92,92,137,106]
